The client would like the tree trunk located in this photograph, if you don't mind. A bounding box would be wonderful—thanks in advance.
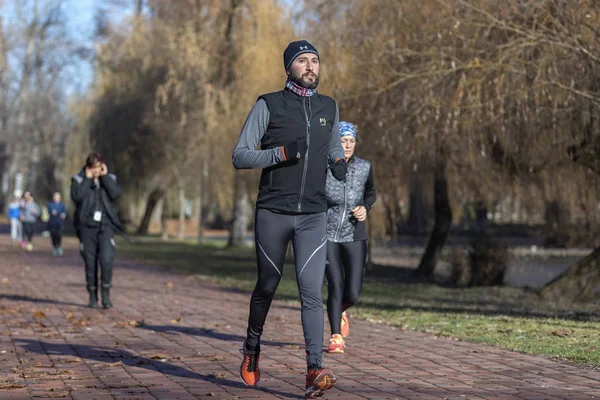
[136,187,165,235]
[197,157,208,243]
[416,160,452,279]
[407,171,426,234]
[136,0,144,16]
[540,247,600,303]
[178,181,186,240]
[228,172,249,247]
[161,197,169,241]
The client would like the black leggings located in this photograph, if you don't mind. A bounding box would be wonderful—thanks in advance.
[23,222,35,242]
[246,208,327,367]
[325,240,367,335]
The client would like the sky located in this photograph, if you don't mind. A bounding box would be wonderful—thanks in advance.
[1,0,299,97]
[0,0,128,96]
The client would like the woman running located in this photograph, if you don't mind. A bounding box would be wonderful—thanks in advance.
[325,121,376,353]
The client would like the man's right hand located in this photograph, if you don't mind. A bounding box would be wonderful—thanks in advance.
[282,137,308,161]
[330,158,347,181]
[85,168,94,179]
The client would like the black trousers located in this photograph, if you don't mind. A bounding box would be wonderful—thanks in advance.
[49,225,63,247]
[23,222,35,242]
[80,225,115,290]
[325,240,367,335]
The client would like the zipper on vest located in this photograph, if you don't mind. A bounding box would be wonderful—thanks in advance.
[298,96,311,212]
[335,180,348,241]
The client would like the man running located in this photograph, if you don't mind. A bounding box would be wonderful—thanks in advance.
[232,39,347,398]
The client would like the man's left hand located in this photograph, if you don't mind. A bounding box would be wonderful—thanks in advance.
[100,163,108,176]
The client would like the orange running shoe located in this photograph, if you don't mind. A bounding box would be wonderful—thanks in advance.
[239,343,260,387]
[327,334,345,353]
[305,366,336,398]
[340,311,350,337]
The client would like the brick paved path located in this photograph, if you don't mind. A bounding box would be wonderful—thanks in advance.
[1,235,599,400]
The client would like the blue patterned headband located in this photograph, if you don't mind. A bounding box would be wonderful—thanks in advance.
[339,121,356,139]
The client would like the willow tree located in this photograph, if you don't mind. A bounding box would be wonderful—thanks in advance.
[307,0,600,284]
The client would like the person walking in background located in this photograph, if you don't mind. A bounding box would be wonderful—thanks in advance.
[8,195,22,243]
[325,121,376,354]
[47,192,67,256]
[20,191,40,251]
[71,152,123,309]
[232,40,346,397]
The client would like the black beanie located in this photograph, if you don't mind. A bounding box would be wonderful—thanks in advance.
[283,40,319,71]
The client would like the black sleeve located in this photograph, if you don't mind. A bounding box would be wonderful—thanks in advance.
[363,165,376,211]
[99,174,123,201]
[71,175,93,204]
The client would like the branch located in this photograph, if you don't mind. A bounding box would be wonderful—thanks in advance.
[339,64,486,101]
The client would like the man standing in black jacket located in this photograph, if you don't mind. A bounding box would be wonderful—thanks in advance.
[232,40,346,398]
[71,152,122,309]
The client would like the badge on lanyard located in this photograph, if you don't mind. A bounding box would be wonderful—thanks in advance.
[93,211,102,222]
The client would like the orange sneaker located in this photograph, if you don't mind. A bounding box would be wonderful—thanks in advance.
[305,367,336,398]
[328,334,345,353]
[340,311,350,337]
[239,343,260,387]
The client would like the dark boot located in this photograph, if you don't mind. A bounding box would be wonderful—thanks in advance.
[101,285,113,309]
[87,286,98,308]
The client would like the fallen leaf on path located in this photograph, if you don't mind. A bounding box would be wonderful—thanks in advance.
[57,357,82,363]
[205,393,217,397]
[208,372,228,379]
[150,354,169,360]
[33,310,47,319]
[170,316,182,323]
[53,370,76,376]
[100,361,124,368]
[204,355,223,361]
[0,382,24,389]
[45,390,70,397]
[167,282,174,288]
[2,277,8,283]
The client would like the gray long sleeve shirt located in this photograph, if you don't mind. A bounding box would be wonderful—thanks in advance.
[232,99,344,169]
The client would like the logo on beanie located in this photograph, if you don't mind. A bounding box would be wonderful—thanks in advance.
[299,46,308,50]
[320,118,327,126]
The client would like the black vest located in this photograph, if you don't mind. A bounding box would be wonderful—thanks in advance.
[257,88,337,214]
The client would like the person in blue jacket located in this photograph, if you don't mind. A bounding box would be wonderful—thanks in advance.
[47,192,67,256]
[8,196,22,243]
